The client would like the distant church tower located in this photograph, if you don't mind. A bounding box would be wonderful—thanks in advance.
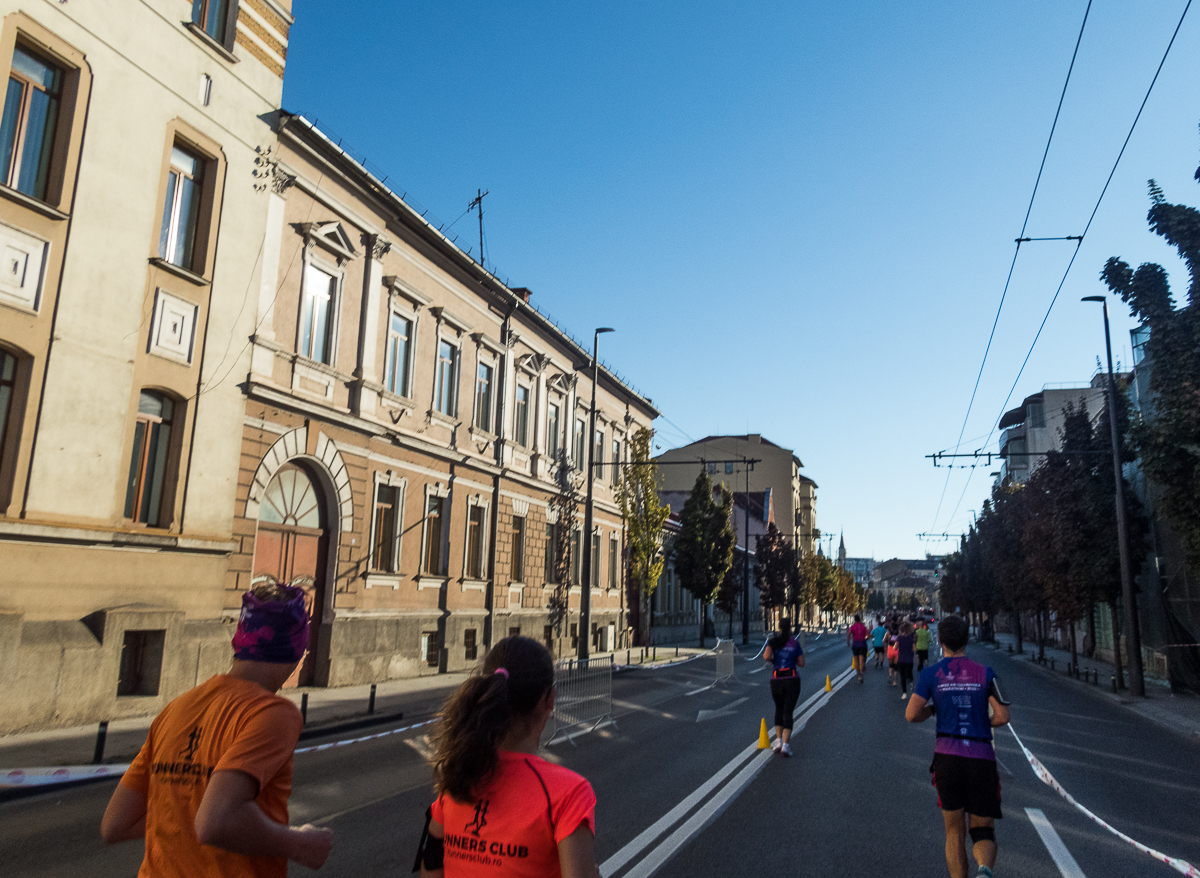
[838,533,846,568]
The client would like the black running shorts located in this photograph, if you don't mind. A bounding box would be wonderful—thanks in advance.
[930,753,1002,818]
[874,645,885,654]
[852,646,868,657]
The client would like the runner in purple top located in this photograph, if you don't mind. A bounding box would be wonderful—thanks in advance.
[905,615,1010,878]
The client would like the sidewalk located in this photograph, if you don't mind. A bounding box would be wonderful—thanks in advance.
[982,631,1200,742]
[0,644,716,771]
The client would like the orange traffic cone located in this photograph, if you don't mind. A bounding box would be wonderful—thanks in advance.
[757,718,770,749]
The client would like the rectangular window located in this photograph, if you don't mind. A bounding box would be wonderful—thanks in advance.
[609,538,619,589]
[158,145,204,270]
[0,350,16,472]
[466,505,485,579]
[191,0,234,47]
[547,401,560,458]
[725,462,734,475]
[591,533,601,588]
[544,522,558,583]
[570,622,578,650]
[117,629,165,697]
[125,391,176,527]
[372,483,400,571]
[299,263,336,364]
[508,626,521,638]
[573,417,586,467]
[511,515,526,582]
[1027,402,1046,429]
[543,624,553,650]
[474,361,493,431]
[594,429,604,474]
[514,385,530,447]
[464,628,477,661]
[570,529,581,585]
[707,462,717,475]
[423,495,444,575]
[0,46,62,201]
[384,313,412,396]
[434,340,457,416]
[421,631,439,667]
[613,439,621,485]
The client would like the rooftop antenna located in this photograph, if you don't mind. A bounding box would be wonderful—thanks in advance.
[468,188,488,269]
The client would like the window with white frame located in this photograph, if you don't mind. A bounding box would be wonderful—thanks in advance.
[384,312,413,397]
[423,494,446,575]
[511,514,526,582]
[593,428,604,477]
[590,532,601,588]
[434,339,457,416]
[612,438,621,485]
[514,384,530,447]
[1,46,62,201]
[371,481,402,571]
[299,262,337,364]
[609,535,619,589]
[573,416,586,467]
[158,145,204,270]
[547,400,561,458]
[474,360,494,432]
[124,390,178,527]
[465,503,487,579]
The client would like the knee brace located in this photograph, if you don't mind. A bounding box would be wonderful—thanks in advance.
[969,826,996,845]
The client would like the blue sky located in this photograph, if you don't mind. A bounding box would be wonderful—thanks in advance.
[284,2,1200,561]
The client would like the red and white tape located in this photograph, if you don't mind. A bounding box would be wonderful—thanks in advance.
[1008,723,1200,877]
[2,764,131,788]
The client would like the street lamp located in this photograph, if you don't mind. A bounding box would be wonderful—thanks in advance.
[579,327,614,661]
[1082,295,1143,696]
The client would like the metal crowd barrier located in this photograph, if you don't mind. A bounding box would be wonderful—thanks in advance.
[714,640,736,683]
[547,655,615,745]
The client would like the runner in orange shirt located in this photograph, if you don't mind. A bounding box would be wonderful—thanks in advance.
[101,582,333,877]
[415,636,598,878]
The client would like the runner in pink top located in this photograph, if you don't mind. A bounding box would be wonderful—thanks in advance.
[415,636,598,878]
[847,614,870,683]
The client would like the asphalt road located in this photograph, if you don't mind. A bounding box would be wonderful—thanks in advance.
[3,633,1198,878]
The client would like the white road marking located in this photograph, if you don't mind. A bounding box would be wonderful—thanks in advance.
[696,697,749,722]
[1026,808,1088,877]
[601,667,855,878]
[404,734,434,762]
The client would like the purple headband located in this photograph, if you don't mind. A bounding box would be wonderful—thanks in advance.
[231,585,309,664]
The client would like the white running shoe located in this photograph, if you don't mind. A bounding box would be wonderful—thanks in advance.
[772,738,781,753]
[780,742,792,757]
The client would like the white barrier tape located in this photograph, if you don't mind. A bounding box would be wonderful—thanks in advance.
[293,718,439,755]
[4,718,443,788]
[2,764,131,788]
[1008,722,1200,877]
[614,640,724,671]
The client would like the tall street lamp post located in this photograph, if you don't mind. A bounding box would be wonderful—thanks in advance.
[1082,295,1144,697]
[579,327,614,661]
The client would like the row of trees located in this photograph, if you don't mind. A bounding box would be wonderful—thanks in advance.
[755,522,865,628]
[938,392,1147,685]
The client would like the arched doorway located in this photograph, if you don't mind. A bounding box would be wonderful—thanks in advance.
[252,462,328,687]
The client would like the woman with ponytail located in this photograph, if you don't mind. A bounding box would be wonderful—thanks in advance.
[414,636,598,878]
[762,617,805,757]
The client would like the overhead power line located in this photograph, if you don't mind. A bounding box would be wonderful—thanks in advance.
[930,0,1094,533]
[942,0,1194,533]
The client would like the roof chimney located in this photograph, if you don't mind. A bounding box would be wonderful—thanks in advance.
[511,286,533,303]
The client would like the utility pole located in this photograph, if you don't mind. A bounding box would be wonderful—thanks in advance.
[742,458,752,645]
[1083,295,1143,696]
[468,188,488,269]
[579,327,614,661]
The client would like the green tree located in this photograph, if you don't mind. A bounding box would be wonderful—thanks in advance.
[617,428,671,647]
[754,522,791,621]
[673,471,735,646]
[547,452,579,648]
[1102,176,1200,574]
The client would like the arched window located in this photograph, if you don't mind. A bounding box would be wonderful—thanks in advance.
[124,390,177,526]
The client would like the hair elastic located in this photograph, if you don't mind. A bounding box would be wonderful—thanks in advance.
[494,667,509,678]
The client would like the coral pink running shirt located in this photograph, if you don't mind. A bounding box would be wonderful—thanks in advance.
[431,750,596,878]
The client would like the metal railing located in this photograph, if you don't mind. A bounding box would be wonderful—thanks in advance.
[547,655,615,745]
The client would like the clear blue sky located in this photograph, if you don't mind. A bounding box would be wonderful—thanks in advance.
[284,2,1200,561]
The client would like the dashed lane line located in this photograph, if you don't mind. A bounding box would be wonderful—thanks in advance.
[1026,808,1087,878]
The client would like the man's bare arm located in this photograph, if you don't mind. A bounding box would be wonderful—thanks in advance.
[195,769,333,870]
[101,784,147,844]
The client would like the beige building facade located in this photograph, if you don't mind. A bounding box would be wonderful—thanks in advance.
[235,114,656,686]
[654,434,817,556]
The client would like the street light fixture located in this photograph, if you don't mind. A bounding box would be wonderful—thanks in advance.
[1082,295,1144,696]
[579,327,614,661]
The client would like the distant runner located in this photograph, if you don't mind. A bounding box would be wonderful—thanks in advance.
[915,619,933,672]
[895,620,915,699]
[906,615,1011,878]
[847,614,869,683]
[763,617,805,757]
[871,618,887,669]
